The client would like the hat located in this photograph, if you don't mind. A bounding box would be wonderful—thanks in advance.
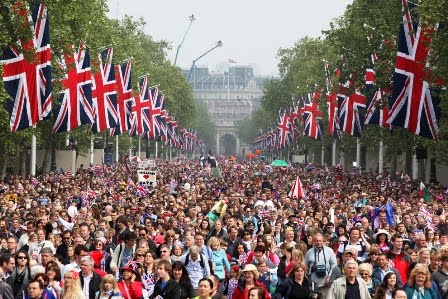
[373,229,391,241]
[242,264,259,279]
[343,249,354,255]
[120,266,141,280]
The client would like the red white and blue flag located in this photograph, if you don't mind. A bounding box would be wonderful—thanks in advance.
[91,48,118,133]
[303,92,323,140]
[129,75,150,136]
[324,63,342,138]
[364,53,390,129]
[1,0,52,131]
[387,0,440,140]
[338,78,366,137]
[142,85,161,139]
[111,60,133,136]
[53,42,93,133]
[277,111,293,148]
[289,176,304,199]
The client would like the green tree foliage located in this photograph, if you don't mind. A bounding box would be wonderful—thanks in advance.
[0,0,198,173]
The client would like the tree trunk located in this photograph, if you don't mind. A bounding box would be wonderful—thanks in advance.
[390,151,398,178]
[50,137,57,171]
[20,150,26,177]
[405,147,413,175]
[41,147,49,173]
[0,160,6,179]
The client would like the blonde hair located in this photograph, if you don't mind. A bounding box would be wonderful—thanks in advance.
[207,237,220,248]
[358,263,373,276]
[61,271,83,299]
[291,248,304,263]
[100,274,120,293]
[407,263,431,289]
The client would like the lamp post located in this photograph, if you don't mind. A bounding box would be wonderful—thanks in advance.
[188,40,223,83]
[174,14,195,66]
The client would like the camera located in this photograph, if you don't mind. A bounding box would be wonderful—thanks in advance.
[312,264,326,278]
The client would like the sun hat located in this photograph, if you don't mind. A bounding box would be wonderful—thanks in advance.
[242,264,259,280]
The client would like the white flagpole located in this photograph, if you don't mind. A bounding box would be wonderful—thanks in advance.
[356,138,361,171]
[90,136,94,166]
[30,134,36,176]
[332,140,336,167]
[321,143,325,165]
[138,136,141,159]
[155,141,158,158]
[128,136,132,161]
[115,135,119,163]
[378,140,384,174]
[72,149,76,174]
[412,149,418,180]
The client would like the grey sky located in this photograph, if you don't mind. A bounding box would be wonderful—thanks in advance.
[107,0,353,76]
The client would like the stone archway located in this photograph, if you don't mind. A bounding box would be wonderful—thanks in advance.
[220,134,237,155]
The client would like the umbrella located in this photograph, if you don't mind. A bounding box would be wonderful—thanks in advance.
[271,159,288,167]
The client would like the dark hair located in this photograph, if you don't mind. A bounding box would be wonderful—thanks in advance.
[232,242,248,258]
[171,261,191,285]
[46,261,62,281]
[122,230,137,242]
[74,244,89,256]
[34,273,50,288]
[0,253,12,266]
[116,215,128,226]
[254,245,266,254]
[198,277,214,291]
[28,279,44,290]
[14,250,30,267]
[249,286,266,299]
[373,272,398,299]
[390,234,403,242]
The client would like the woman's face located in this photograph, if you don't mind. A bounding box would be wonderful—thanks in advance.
[294,267,305,281]
[379,234,386,242]
[211,242,219,251]
[95,242,104,251]
[237,245,245,254]
[123,270,133,281]
[173,246,182,256]
[46,268,56,280]
[420,252,431,264]
[145,252,154,264]
[67,247,74,256]
[201,220,208,229]
[243,271,255,282]
[104,281,113,291]
[410,252,418,262]
[415,272,426,287]
[215,221,222,230]
[64,275,73,287]
[249,289,261,299]
[387,274,397,287]
[172,267,182,280]
[198,280,212,297]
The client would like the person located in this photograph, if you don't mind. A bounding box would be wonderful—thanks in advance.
[337,227,371,262]
[304,233,337,293]
[209,237,231,287]
[150,260,180,298]
[95,274,123,299]
[110,231,137,276]
[257,261,278,296]
[25,279,45,299]
[327,260,371,299]
[431,253,448,299]
[194,278,214,299]
[232,264,270,299]
[171,261,194,299]
[249,287,267,299]
[182,245,211,292]
[372,253,403,288]
[33,273,57,299]
[373,230,391,253]
[372,272,399,299]
[387,234,411,285]
[276,243,293,284]
[117,266,143,299]
[63,244,90,274]
[274,263,312,299]
[46,261,62,298]
[79,256,101,299]
[6,250,31,299]
[0,267,14,299]
[404,263,437,299]
[358,263,381,297]
[90,239,112,274]
[0,253,15,281]
[226,265,241,299]
[392,290,407,299]
[61,270,85,299]
[207,274,226,299]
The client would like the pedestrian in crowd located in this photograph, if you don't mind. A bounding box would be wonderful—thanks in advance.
[373,272,399,299]
[327,259,371,299]
[359,263,381,297]
[195,277,215,299]
[232,264,270,299]
[171,260,194,299]
[95,274,123,299]
[7,250,31,299]
[404,263,437,299]
[116,266,142,299]
[274,262,312,299]
[150,259,180,298]
[60,270,85,299]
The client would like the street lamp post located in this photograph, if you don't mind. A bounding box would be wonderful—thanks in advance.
[188,40,223,83]
[174,14,195,66]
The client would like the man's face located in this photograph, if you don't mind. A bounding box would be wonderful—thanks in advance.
[28,282,43,299]
[314,236,323,248]
[5,257,15,272]
[393,237,403,250]
[80,226,89,238]
[80,261,92,275]
[345,262,358,278]
[195,236,204,246]
[378,255,388,268]
[41,252,53,265]
[36,230,45,242]
[7,238,17,251]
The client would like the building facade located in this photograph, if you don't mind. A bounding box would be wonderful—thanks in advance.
[188,65,267,155]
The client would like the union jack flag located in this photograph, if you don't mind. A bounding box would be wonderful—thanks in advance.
[364,53,390,129]
[53,42,93,133]
[128,76,149,136]
[387,0,440,140]
[277,111,292,148]
[324,63,342,138]
[258,208,272,220]
[135,183,150,197]
[338,78,366,137]
[1,1,52,131]
[142,86,161,139]
[303,92,323,140]
[91,48,118,133]
[110,60,133,136]
[418,207,432,223]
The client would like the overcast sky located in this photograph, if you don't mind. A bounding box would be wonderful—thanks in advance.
[107,0,353,76]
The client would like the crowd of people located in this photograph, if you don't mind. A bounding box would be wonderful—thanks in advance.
[0,156,448,299]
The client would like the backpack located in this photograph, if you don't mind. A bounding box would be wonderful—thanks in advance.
[184,252,206,268]
[341,240,366,257]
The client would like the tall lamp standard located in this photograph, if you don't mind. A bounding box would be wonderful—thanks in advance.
[173,14,195,66]
[188,40,223,84]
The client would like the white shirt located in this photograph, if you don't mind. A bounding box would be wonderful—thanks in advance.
[82,273,93,299]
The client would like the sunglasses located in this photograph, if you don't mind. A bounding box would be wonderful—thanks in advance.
[17,256,27,260]
[136,254,145,257]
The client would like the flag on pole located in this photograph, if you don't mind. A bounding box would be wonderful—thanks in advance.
[418,206,432,223]
[288,176,304,199]
[419,181,431,202]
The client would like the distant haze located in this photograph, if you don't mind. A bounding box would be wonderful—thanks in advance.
[108,0,353,76]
